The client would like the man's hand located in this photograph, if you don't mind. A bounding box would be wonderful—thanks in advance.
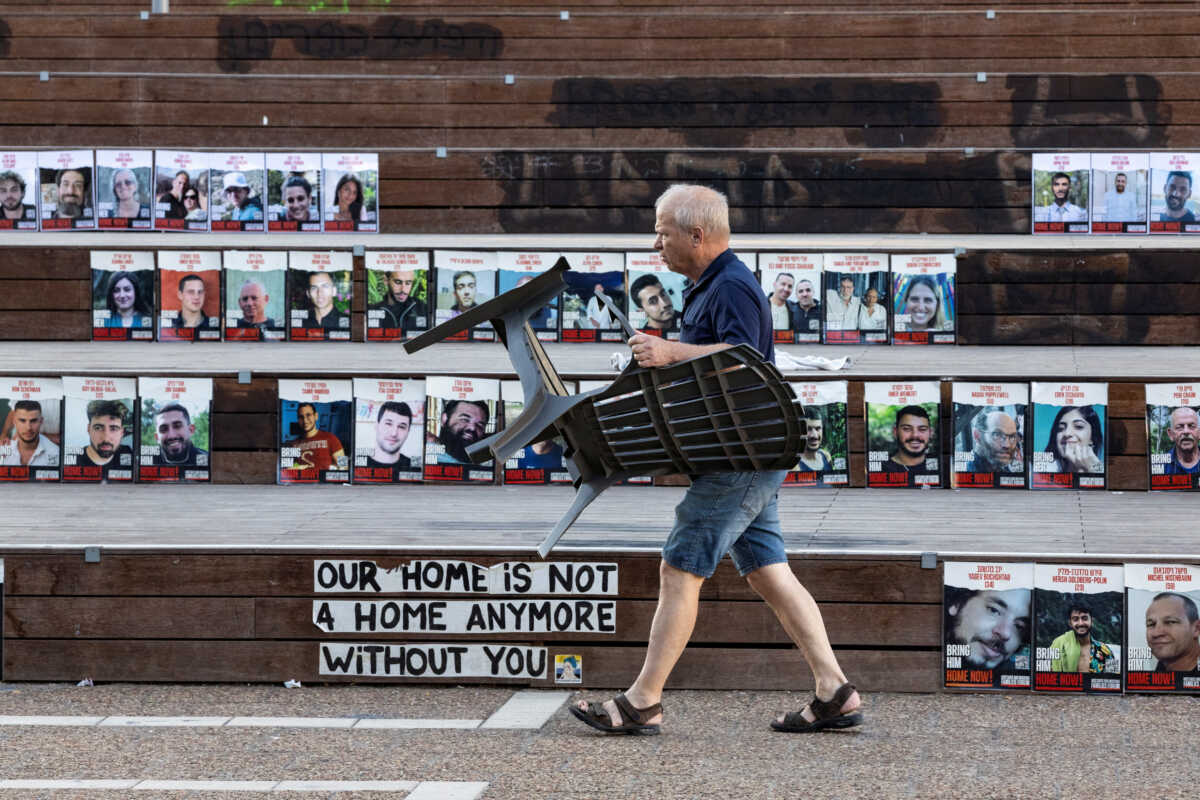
[629,333,676,368]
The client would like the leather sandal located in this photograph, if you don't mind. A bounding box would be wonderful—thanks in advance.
[570,692,663,735]
[771,682,862,733]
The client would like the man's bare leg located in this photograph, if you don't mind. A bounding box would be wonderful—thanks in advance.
[575,559,703,725]
[745,562,861,721]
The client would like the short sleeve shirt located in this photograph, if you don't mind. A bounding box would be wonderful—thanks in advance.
[680,249,774,363]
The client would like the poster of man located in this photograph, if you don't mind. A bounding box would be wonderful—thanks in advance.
[322,153,378,232]
[0,378,62,482]
[137,377,211,483]
[784,381,847,487]
[822,253,888,344]
[96,149,152,230]
[891,253,955,345]
[209,153,265,232]
[423,376,498,483]
[0,152,39,230]
[278,379,352,484]
[951,383,1028,489]
[865,381,941,488]
[268,153,322,233]
[39,150,95,231]
[365,251,428,341]
[154,150,209,232]
[1032,564,1123,694]
[61,376,136,483]
[497,252,561,342]
[1031,152,1090,234]
[288,251,353,342]
[943,561,1033,690]
[1031,382,1107,490]
[433,251,497,341]
[1149,152,1200,234]
[500,380,572,485]
[1147,384,1200,490]
[91,251,155,341]
[158,251,221,342]
[224,250,286,342]
[352,378,424,484]
[560,252,626,343]
[625,251,683,339]
[1125,564,1200,693]
[1090,152,1148,234]
[758,253,822,345]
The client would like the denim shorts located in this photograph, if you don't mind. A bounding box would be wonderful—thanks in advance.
[662,470,789,578]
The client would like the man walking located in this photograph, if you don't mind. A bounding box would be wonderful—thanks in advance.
[572,184,861,735]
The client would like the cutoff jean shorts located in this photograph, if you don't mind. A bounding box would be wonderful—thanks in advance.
[662,469,789,579]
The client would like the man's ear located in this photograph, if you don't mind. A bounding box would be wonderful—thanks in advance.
[972,428,982,445]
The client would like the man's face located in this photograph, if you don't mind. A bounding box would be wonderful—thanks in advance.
[1115,173,1127,193]
[1069,610,1092,638]
[950,589,1031,669]
[225,186,249,208]
[794,280,814,308]
[839,278,854,300]
[57,170,86,217]
[155,409,194,459]
[178,279,205,314]
[308,273,335,313]
[298,406,319,437]
[0,178,23,212]
[453,275,476,308]
[283,185,310,220]
[1146,595,1200,664]
[1051,175,1071,203]
[653,206,694,275]
[1166,175,1191,212]
[172,172,188,195]
[388,271,415,304]
[375,410,411,456]
[13,408,42,445]
[772,275,794,303]
[443,403,486,447]
[113,170,137,202]
[977,412,1019,466]
[1168,408,1199,457]
[238,282,267,323]
[637,282,675,327]
[88,413,124,457]
[894,413,931,459]
[804,418,823,452]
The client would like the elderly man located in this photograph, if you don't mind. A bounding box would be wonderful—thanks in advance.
[571,184,861,737]
[1163,406,1200,475]
[964,408,1022,474]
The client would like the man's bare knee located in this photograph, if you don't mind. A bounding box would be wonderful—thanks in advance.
[659,560,704,593]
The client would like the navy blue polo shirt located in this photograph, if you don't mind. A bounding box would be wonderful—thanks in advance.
[680,249,774,363]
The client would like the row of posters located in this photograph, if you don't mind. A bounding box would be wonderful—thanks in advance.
[944,561,1200,693]
[1032,152,1200,234]
[0,151,377,233]
[7,378,1193,489]
[89,250,956,345]
[0,377,211,483]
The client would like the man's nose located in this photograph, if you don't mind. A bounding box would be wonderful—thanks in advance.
[992,617,1013,640]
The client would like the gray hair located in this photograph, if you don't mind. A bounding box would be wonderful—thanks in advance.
[654,184,730,238]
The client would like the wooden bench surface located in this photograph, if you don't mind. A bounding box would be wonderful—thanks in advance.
[0,484,1194,559]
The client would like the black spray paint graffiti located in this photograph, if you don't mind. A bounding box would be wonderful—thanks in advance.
[1006,75,1170,149]
[0,19,10,59]
[217,16,503,73]
[549,77,945,149]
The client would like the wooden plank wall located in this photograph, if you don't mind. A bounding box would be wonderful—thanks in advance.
[0,551,940,690]
[0,6,1184,234]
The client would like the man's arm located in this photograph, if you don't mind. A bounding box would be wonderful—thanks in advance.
[629,334,729,368]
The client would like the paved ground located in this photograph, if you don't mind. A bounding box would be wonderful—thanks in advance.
[0,681,1196,799]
